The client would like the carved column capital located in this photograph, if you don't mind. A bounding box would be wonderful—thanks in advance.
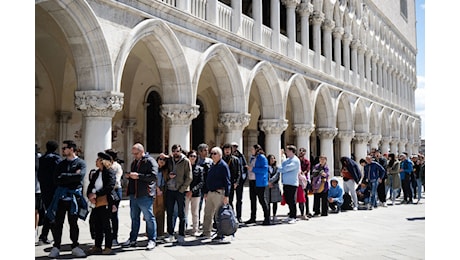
[282,0,300,8]
[322,18,335,31]
[218,113,251,131]
[342,33,352,44]
[310,11,325,25]
[293,124,315,136]
[316,127,338,139]
[75,91,124,117]
[381,136,392,143]
[259,119,288,135]
[296,2,313,17]
[350,39,361,50]
[370,134,382,143]
[161,104,199,125]
[332,27,344,38]
[337,130,355,140]
[353,132,371,144]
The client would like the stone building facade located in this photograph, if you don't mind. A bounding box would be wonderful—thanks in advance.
[35,0,421,178]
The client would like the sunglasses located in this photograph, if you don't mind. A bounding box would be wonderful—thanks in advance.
[210,152,218,155]
[189,155,197,158]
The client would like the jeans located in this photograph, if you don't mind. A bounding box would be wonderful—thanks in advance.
[369,179,379,207]
[166,190,186,236]
[416,178,422,200]
[128,195,157,242]
[51,200,80,249]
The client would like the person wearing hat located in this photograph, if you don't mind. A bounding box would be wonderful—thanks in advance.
[104,149,123,246]
[86,152,116,255]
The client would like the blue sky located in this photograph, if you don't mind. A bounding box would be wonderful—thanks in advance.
[415,0,425,139]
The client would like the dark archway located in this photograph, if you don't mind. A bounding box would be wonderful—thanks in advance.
[146,91,163,153]
[191,99,206,151]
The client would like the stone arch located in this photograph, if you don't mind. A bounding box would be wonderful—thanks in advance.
[369,103,380,135]
[353,98,369,133]
[336,92,354,131]
[246,61,284,119]
[399,114,408,141]
[284,74,314,125]
[313,84,336,128]
[36,0,113,91]
[380,107,391,138]
[115,18,192,104]
[193,43,245,113]
[390,111,400,139]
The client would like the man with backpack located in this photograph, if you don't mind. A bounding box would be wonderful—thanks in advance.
[198,147,232,242]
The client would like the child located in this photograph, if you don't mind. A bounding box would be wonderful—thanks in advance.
[327,177,343,213]
[356,180,371,210]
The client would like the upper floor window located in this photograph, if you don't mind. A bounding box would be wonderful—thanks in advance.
[400,0,408,20]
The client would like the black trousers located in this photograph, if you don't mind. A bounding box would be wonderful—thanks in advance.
[402,177,413,202]
[235,182,244,219]
[377,180,387,202]
[50,200,80,249]
[165,190,186,236]
[255,186,270,222]
[92,205,112,248]
[313,192,328,216]
[248,180,257,220]
[283,185,297,219]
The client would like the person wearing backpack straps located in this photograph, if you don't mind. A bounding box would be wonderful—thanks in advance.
[198,147,231,242]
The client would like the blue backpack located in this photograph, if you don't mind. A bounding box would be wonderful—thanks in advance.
[216,204,238,236]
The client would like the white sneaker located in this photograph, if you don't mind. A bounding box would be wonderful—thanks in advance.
[146,240,156,250]
[353,207,358,211]
[177,235,185,244]
[383,202,387,207]
[288,218,297,224]
[164,235,176,243]
[72,246,86,257]
[48,247,60,258]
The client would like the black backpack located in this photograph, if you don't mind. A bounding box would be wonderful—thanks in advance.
[216,204,238,236]
[341,193,354,211]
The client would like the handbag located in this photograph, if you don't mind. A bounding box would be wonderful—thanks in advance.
[95,194,108,207]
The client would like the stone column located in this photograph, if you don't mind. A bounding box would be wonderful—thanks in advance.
[282,0,300,58]
[206,0,218,25]
[365,49,372,92]
[332,27,344,78]
[259,119,288,163]
[342,33,352,83]
[390,138,399,154]
[232,0,242,34]
[297,1,312,64]
[271,0,280,52]
[293,124,315,156]
[353,133,371,162]
[218,113,251,148]
[369,134,381,152]
[246,129,259,160]
[372,55,378,94]
[321,18,335,74]
[161,104,199,151]
[177,0,191,13]
[55,111,72,149]
[253,0,262,44]
[357,44,366,89]
[399,138,407,154]
[311,11,324,69]
[337,130,354,158]
[316,127,338,174]
[380,136,391,154]
[350,39,360,87]
[75,90,124,194]
[122,118,137,171]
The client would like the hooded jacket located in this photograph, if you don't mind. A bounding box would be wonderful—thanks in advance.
[327,177,344,205]
[340,156,363,184]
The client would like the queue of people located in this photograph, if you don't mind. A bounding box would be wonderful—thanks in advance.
[36,140,424,258]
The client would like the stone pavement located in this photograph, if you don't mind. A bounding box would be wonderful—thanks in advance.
[35,182,425,259]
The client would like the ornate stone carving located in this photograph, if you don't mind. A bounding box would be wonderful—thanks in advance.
[332,27,344,38]
[353,132,371,143]
[316,128,338,139]
[259,119,288,135]
[322,19,335,31]
[337,130,355,140]
[293,124,315,136]
[296,1,313,16]
[218,113,251,131]
[75,91,124,117]
[161,104,199,125]
[282,0,300,8]
[310,11,325,25]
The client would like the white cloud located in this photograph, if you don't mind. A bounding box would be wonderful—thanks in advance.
[415,75,425,139]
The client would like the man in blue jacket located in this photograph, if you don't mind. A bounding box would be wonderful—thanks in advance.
[399,153,414,204]
[363,155,386,209]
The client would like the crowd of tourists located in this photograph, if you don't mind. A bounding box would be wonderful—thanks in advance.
[35,140,425,258]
